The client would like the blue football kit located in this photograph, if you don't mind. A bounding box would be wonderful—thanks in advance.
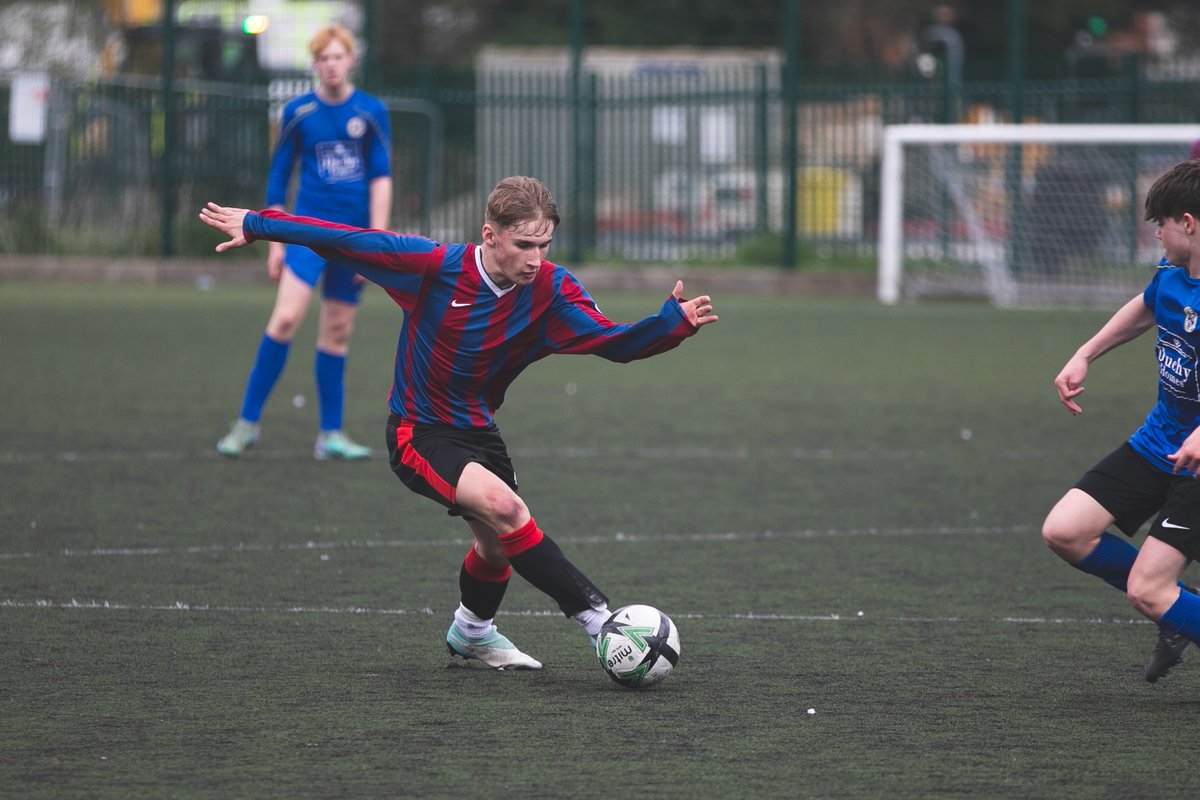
[266,89,391,302]
[227,90,391,434]
[1069,261,1200,656]
[1129,263,1200,476]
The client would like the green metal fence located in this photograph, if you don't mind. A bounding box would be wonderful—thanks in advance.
[2,58,1198,264]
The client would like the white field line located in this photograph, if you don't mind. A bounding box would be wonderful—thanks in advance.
[0,597,1156,627]
[0,446,1061,465]
[0,524,1034,562]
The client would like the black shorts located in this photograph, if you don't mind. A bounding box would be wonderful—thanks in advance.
[1075,442,1200,561]
[385,414,518,518]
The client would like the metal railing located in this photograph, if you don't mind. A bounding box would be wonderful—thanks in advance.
[2,59,1198,264]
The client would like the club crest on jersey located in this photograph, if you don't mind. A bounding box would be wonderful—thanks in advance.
[1185,307,1198,333]
[346,116,367,139]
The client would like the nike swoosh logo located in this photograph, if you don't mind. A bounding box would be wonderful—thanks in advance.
[451,300,471,308]
[1162,518,1191,530]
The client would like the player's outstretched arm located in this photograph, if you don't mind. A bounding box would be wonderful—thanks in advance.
[672,280,718,328]
[199,203,251,252]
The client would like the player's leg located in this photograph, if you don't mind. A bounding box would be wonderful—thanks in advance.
[1043,487,1190,681]
[1128,536,1198,681]
[217,267,313,457]
[1044,444,1168,590]
[1133,493,1200,682]
[312,262,370,461]
[1042,488,1136,589]
[444,521,542,670]
[456,462,610,641]
[385,419,539,668]
[1128,537,1192,621]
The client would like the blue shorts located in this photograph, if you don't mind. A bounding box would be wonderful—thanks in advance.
[284,244,364,305]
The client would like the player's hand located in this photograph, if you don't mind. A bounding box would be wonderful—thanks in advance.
[199,202,251,252]
[266,241,285,282]
[1169,428,1200,476]
[1053,356,1088,416]
[672,281,718,328]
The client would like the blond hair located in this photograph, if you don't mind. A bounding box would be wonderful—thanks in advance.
[309,25,356,58]
[485,176,561,230]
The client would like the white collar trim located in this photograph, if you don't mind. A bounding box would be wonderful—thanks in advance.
[475,246,516,298]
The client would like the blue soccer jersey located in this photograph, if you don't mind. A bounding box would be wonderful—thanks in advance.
[1129,264,1200,475]
[242,210,701,428]
[266,90,391,226]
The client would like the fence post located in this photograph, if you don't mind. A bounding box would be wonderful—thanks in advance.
[1006,0,1024,123]
[755,64,768,235]
[569,0,585,263]
[782,0,800,269]
[1004,0,1025,275]
[160,0,177,257]
[362,0,376,91]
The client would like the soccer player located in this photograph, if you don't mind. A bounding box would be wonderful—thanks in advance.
[200,177,718,669]
[1043,159,1200,683]
[216,25,392,461]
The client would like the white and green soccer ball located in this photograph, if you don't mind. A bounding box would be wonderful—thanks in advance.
[596,604,680,688]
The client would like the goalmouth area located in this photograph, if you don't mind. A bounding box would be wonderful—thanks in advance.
[878,124,1200,308]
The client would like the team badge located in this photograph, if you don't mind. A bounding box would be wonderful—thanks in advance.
[1186,307,1198,333]
[346,117,366,139]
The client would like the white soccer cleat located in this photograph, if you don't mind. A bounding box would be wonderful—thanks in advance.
[445,623,543,670]
[313,430,372,461]
[216,419,260,458]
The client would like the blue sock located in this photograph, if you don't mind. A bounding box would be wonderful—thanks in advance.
[1071,532,1138,592]
[239,334,290,423]
[1160,587,1200,644]
[315,350,346,433]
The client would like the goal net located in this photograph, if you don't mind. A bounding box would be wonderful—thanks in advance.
[877,124,1199,308]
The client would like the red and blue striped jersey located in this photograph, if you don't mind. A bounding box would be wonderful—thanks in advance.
[244,210,701,428]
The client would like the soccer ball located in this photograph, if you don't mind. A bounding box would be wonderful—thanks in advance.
[596,604,680,688]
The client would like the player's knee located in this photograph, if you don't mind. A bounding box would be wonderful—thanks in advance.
[1126,577,1172,620]
[267,311,303,340]
[319,318,354,348]
[319,304,356,346]
[1128,582,1156,618]
[1040,514,1077,553]
[485,492,528,532]
[1041,515,1100,562]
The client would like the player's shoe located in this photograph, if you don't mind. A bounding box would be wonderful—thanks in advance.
[1145,628,1189,683]
[446,623,543,670]
[216,419,260,458]
[314,430,372,461]
[1145,584,1198,683]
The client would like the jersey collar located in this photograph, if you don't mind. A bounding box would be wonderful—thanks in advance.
[475,246,517,298]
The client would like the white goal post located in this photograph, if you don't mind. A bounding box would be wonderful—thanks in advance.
[878,124,1200,308]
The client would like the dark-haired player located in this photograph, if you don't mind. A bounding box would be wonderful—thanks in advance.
[1044,160,1200,683]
